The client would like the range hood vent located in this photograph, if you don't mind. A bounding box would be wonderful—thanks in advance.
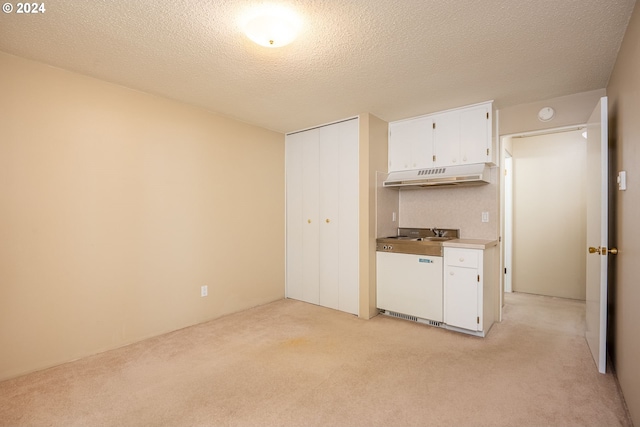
[383,163,491,189]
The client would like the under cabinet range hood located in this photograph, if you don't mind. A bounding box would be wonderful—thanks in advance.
[383,163,491,189]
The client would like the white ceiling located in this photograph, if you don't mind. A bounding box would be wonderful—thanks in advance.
[0,0,636,133]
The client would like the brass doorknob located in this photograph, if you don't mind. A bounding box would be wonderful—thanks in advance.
[588,246,619,255]
[326,219,330,223]
[307,219,311,224]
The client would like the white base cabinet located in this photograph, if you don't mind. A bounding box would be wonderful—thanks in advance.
[444,246,496,336]
[285,118,359,315]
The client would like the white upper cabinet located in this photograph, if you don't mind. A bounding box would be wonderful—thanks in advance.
[459,103,492,165]
[388,116,434,171]
[389,101,494,172]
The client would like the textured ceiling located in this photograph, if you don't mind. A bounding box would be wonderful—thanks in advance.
[0,0,636,133]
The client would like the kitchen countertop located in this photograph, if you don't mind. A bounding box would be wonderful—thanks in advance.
[442,239,498,250]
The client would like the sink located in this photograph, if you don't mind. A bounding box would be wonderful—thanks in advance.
[381,236,418,240]
[418,237,454,241]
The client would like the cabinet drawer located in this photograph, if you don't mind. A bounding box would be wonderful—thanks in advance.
[445,248,479,268]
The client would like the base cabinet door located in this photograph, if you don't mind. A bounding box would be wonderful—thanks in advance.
[444,248,483,331]
[444,266,479,330]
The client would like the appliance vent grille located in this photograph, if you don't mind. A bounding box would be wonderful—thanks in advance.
[384,311,443,327]
[417,167,446,176]
[387,311,418,322]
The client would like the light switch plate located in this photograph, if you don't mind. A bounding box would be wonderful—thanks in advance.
[482,212,489,223]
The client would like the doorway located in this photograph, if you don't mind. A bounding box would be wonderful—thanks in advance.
[501,127,588,301]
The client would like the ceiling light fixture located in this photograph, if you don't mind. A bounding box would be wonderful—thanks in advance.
[242,5,301,48]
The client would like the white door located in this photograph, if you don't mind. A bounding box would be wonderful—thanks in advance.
[285,119,359,315]
[585,97,609,374]
[318,119,359,315]
[285,128,321,305]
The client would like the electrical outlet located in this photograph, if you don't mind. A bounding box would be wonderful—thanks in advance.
[201,285,208,297]
[482,212,489,223]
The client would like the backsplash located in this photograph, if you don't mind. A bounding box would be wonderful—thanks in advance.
[397,167,499,240]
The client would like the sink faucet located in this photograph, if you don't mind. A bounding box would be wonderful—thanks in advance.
[432,227,443,237]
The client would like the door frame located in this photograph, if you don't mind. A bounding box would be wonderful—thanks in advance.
[503,152,513,294]
[499,125,587,309]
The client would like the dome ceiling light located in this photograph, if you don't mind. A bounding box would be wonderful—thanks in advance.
[537,106,555,122]
[241,5,302,48]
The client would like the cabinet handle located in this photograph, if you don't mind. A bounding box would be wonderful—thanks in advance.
[307,219,311,224]
[326,219,330,223]
[449,271,454,275]
[459,258,464,262]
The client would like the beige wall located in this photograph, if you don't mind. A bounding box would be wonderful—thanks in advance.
[398,168,500,241]
[498,89,606,136]
[511,130,587,300]
[359,113,388,319]
[0,52,285,380]
[606,2,640,424]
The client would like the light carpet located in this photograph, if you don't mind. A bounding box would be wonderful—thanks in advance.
[0,292,632,426]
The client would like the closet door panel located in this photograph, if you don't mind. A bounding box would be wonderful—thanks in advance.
[300,129,320,305]
[336,119,359,315]
[285,134,304,301]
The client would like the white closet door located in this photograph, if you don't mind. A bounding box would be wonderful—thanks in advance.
[286,129,321,304]
[301,129,320,304]
[318,119,359,315]
[285,133,304,301]
[318,124,340,310]
[286,119,359,315]
[336,119,359,315]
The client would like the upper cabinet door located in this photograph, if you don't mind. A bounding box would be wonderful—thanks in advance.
[460,104,491,164]
[433,112,460,167]
[388,117,433,172]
